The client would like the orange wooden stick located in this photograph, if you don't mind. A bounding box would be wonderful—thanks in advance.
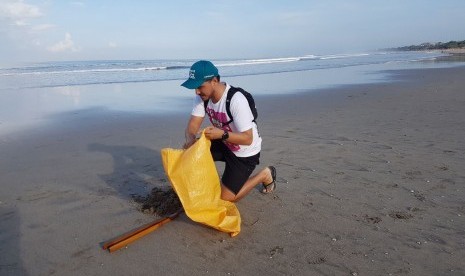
[102,210,183,253]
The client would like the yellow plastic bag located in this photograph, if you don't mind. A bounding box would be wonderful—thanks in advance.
[161,131,241,237]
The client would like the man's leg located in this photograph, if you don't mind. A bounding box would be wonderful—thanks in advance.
[221,166,274,202]
[210,140,275,202]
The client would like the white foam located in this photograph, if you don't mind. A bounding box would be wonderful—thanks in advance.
[0,66,168,76]
[319,53,370,60]
[218,57,301,67]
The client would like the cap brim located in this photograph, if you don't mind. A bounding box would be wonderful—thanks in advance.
[181,78,203,89]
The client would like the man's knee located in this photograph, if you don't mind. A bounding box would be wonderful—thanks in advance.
[221,193,237,202]
[220,185,237,202]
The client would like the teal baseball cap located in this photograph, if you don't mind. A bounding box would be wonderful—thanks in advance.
[181,60,219,89]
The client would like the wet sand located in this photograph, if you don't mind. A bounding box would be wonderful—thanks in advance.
[1,65,465,275]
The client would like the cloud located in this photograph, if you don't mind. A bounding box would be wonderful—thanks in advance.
[71,2,85,7]
[48,33,79,52]
[0,1,53,41]
[30,23,55,32]
[0,0,42,26]
[108,41,117,48]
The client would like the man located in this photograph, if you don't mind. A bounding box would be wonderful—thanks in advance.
[182,60,276,202]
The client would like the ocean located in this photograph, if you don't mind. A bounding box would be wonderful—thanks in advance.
[1,50,463,135]
[0,51,451,90]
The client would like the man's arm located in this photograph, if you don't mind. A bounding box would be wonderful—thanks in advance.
[204,127,253,146]
[205,90,254,145]
[184,115,204,148]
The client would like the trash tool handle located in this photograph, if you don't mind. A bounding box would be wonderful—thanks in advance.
[102,210,183,253]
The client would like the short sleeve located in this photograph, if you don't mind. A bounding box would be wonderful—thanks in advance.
[191,95,206,117]
[229,93,254,132]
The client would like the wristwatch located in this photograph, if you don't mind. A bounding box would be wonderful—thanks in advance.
[221,130,229,141]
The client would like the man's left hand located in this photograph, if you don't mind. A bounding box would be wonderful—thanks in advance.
[204,126,223,140]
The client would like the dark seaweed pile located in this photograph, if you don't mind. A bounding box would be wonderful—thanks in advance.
[132,187,182,217]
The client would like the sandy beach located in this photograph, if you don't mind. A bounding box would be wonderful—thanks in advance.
[1,65,465,275]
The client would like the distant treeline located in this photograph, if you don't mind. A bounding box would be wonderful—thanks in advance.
[396,40,465,51]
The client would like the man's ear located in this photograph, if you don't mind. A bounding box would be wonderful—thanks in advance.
[211,76,219,85]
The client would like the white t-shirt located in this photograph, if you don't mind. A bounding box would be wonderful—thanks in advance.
[191,83,262,157]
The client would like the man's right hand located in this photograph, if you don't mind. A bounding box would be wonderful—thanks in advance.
[183,138,197,149]
[184,115,204,149]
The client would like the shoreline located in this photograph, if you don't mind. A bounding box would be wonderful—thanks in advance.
[436,51,465,62]
[1,65,465,275]
[3,58,464,138]
[441,48,465,54]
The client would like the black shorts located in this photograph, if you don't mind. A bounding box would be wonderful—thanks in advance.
[210,140,260,195]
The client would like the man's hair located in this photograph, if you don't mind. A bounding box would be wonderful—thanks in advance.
[208,75,221,82]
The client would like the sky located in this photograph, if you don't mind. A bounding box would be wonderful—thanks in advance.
[0,0,464,64]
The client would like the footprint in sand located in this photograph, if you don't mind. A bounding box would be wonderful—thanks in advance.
[388,211,413,220]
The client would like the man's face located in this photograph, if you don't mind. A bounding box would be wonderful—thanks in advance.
[195,79,214,101]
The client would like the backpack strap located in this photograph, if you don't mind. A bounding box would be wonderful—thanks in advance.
[228,86,257,124]
[224,87,238,126]
[203,86,251,126]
